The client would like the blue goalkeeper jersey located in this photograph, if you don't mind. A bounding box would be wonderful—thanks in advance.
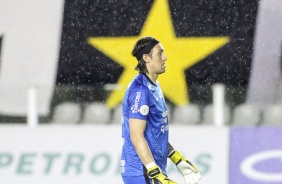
[121,73,169,177]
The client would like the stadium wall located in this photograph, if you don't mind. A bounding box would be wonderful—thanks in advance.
[1,125,281,184]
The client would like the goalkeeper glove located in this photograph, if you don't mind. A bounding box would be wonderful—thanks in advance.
[169,150,201,184]
[147,163,177,184]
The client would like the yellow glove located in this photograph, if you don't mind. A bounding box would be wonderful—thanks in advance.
[147,164,177,184]
[169,150,201,184]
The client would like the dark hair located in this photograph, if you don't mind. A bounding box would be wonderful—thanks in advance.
[131,36,158,74]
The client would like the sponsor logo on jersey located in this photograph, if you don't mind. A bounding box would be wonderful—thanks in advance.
[121,160,125,166]
[161,125,169,133]
[162,111,168,124]
[161,110,169,133]
[121,115,124,124]
[131,92,141,113]
[120,160,125,173]
[162,111,168,118]
[140,105,149,115]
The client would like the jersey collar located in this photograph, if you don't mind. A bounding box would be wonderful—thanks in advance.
[140,73,157,87]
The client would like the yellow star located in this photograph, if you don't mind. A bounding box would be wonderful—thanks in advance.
[88,0,229,108]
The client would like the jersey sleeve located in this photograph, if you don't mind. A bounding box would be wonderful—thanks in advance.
[128,87,150,120]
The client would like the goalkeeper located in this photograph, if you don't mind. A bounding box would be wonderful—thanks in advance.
[120,36,201,184]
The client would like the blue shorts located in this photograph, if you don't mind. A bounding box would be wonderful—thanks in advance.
[122,175,151,184]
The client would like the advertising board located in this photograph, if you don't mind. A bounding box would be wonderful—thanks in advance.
[0,125,229,184]
[230,127,282,184]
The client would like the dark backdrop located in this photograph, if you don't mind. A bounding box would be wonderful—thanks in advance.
[57,0,259,105]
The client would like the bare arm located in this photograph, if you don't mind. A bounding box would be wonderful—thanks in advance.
[129,118,155,166]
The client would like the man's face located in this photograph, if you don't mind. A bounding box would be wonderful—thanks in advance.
[147,43,167,74]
